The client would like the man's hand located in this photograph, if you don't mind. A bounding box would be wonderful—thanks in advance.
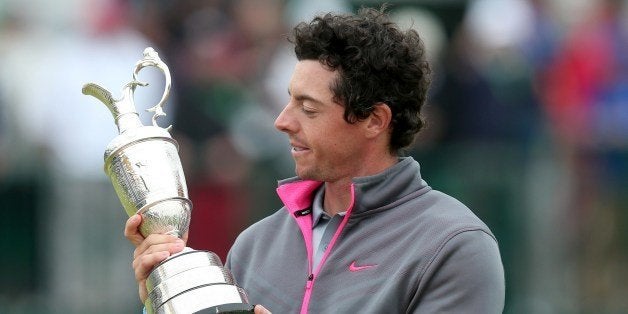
[124,214,146,247]
[254,305,271,314]
[124,214,187,303]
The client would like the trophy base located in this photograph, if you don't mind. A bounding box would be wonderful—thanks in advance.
[146,249,253,314]
[193,303,255,313]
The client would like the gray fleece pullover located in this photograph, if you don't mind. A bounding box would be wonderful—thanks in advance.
[226,157,505,313]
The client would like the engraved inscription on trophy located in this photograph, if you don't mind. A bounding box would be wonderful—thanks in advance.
[83,47,254,313]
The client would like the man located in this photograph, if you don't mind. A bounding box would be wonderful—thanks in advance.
[126,7,505,313]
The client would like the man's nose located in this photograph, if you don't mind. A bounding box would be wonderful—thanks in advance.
[274,105,292,133]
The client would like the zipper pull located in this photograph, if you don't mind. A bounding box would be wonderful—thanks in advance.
[306,274,314,289]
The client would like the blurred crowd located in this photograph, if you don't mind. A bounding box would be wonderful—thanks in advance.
[0,0,626,313]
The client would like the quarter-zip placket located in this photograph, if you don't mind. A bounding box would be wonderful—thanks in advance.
[299,184,356,314]
[277,180,357,314]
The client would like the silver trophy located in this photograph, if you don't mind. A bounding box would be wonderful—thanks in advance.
[82,47,254,314]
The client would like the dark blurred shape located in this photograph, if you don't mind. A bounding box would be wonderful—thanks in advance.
[0,178,42,294]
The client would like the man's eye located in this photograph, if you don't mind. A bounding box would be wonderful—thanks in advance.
[301,107,316,115]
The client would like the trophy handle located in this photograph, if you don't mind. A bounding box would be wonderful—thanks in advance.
[133,47,172,130]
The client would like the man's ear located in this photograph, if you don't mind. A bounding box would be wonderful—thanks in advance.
[365,102,392,138]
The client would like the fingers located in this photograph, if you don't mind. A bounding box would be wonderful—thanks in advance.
[125,213,189,305]
[132,234,185,303]
[125,214,189,304]
[125,214,189,248]
[124,214,145,247]
[133,249,170,283]
[133,234,185,259]
[134,251,167,304]
[254,305,272,314]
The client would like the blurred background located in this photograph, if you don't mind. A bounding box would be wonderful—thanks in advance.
[0,0,627,313]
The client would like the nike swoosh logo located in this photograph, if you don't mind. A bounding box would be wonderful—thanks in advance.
[349,261,377,272]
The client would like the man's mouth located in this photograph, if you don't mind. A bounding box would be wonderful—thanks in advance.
[290,142,309,153]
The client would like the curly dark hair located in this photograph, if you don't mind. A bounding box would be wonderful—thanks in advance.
[290,6,431,153]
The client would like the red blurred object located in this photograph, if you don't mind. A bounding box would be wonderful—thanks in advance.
[186,181,249,261]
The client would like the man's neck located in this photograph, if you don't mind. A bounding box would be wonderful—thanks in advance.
[322,180,353,216]
[322,155,399,216]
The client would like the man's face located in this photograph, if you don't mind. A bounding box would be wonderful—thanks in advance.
[274,60,369,183]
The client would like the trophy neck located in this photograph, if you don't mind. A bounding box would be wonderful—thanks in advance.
[112,83,143,134]
[117,112,143,134]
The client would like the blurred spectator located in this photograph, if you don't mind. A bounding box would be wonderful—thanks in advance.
[412,0,547,311]
[436,0,540,143]
[539,0,628,311]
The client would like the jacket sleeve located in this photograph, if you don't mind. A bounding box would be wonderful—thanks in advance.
[410,229,505,313]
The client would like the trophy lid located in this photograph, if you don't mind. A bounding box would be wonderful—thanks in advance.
[82,47,173,134]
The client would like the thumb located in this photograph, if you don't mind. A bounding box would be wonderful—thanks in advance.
[254,304,271,314]
[124,214,145,246]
